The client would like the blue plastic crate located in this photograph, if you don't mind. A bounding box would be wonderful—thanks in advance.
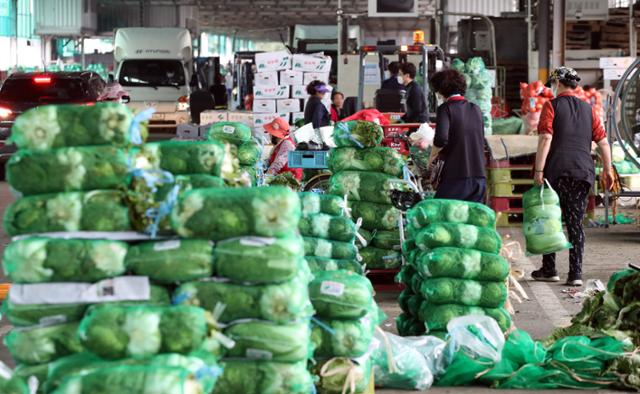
[288,150,329,169]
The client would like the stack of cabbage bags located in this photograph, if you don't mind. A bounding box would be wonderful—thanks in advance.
[298,192,363,275]
[205,121,263,186]
[397,199,511,338]
[328,121,405,271]
[310,270,381,393]
[451,57,493,135]
[170,186,316,394]
[4,103,139,235]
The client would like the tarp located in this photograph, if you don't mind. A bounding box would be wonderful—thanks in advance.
[486,135,539,161]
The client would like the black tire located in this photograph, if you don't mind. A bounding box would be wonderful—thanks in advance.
[303,173,332,192]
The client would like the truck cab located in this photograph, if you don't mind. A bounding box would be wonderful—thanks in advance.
[114,28,193,137]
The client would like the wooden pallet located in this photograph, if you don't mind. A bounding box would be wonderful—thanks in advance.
[488,165,533,184]
[490,180,534,198]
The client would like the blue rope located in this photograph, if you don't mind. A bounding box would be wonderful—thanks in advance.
[129,108,156,145]
[146,184,180,238]
[311,316,336,336]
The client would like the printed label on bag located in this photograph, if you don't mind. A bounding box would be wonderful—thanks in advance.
[153,240,181,251]
[246,348,273,360]
[240,237,276,247]
[39,315,67,326]
[320,281,345,297]
[222,125,236,134]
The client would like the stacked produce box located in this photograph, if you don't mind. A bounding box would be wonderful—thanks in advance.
[451,57,493,135]
[253,51,332,134]
[298,192,363,274]
[397,199,512,338]
[170,186,316,393]
[327,120,406,272]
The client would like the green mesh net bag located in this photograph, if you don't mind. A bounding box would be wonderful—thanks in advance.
[398,289,424,317]
[415,223,502,254]
[350,201,401,231]
[7,146,129,195]
[523,183,572,255]
[237,140,262,166]
[205,121,253,146]
[312,315,378,358]
[359,229,401,250]
[412,247,509,282]
[170,186,300,240]
[173,274,313,324]
[223,320,312,363]
[299,213,357,243]
[407,199,496,229]
[9,103,143,151]
[138,140,226,177]
[396,313,426,336]
[0,372,28,394]
[359,246,401,269]
[4,322,83,365]
[4,190,131,236]
[305,256,364,275]
[303,237,358,260]
[309,270,374,319]
[328,147,406,177]
[3,237,128,283]
[214,360,314,394]
[329,171,402,205]
[1,285,170,327]
[78,304,211,360]
[299,192,346,217]
[214,236,305,283]
[126,239,213,284]
[332,121,383,148]
[418,277,507,309]
[314,357,372,394]
[418,303,512,333]
[52,365,207,394]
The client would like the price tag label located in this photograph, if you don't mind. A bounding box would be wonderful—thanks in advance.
[320,281,345,297]
[154,240,181,251]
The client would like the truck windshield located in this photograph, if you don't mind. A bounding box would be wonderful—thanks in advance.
[119,60,186,87]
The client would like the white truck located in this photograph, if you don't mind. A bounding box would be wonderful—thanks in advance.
[114,28,193,134]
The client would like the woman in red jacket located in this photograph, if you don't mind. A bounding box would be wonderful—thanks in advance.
[264,117,303,181]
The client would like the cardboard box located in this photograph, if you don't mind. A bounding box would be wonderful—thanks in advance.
[200,110,228,124]
[255,51,292,72]
[291,112,305,125]
[254,85,290,99]
[292,54,332,73]
[227,111,254,126]
[253,113,291,128]
[291,85,308,99]
[277,98,302,113]
[303,72,330,85]
[280,70,304,85]
[253,99,277,113]
[254,71,279,87]
[176,124,202,139]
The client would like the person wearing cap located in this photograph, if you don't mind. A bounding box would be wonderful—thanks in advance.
[304,80,331,129]
[264,117,303,181]
[532,66,614,287]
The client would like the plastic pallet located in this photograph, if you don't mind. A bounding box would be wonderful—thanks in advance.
[489,196,524,212]
[489,180,534,197]
[488,165,533,184]
[367,269,404,292]
[496,211,524,227]
[287,150,328,169]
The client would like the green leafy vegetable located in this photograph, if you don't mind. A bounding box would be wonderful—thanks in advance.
[298,192,346,217]
[309,270,374,319]
[174,275,313,324]
[303,237,358,260]
[396,313,426,336]
[237,140,262,166]
[299,213,357,243]
[266,172,301,191]
[305,256,364,275]
[359,246,401,269]
[170,186,301,240]
[315,357,372,394]
[328,147,406,176]
[213,360,314,394]
[332,121,383,148]
[412,247,509,281]
[350,201,401,231]
[224,320,312,362]
[4,322,83,365]
[329,171,402,204]
[139,140,227,177]
[407,199,496,229]
[418,303,512,333]
[4,190,131,236]
[312,312,378,358]
[7,146,129,195]
[205,122,253,145]
[126,239,213,284]
[415,223,502,254]
[418,277,507,308]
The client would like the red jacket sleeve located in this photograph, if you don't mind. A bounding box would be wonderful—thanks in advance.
[591,107,606,142]
[537,101,555,135]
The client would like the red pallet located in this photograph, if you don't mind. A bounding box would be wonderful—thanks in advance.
[489,196,524,213]
[367,269,404,292]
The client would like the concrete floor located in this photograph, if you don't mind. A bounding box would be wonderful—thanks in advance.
[0,182,636,393]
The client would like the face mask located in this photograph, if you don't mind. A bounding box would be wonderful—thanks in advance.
[397,76,404,85]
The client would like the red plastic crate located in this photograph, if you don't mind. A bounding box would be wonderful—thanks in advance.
[489,196,524,213]
[381,124,419,156]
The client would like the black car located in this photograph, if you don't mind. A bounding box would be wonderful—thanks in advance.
[0,71,106,176]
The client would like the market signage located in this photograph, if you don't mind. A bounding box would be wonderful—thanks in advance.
[565,0,609,21]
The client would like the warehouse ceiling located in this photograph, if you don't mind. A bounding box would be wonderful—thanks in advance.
[100,0,437,39]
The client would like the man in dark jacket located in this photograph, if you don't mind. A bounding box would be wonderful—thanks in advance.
[381,61,406,91]
[533,67,614,287]
[399,63,428,123]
